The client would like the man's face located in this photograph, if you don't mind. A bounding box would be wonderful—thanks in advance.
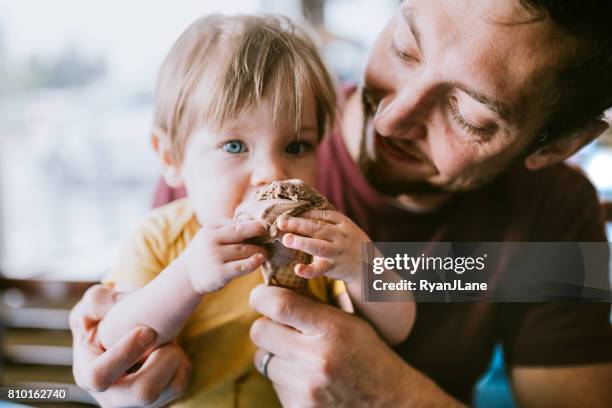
[360,0,577,195]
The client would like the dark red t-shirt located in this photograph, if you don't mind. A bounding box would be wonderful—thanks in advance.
[316,125,612,403]
[152,105,612,404]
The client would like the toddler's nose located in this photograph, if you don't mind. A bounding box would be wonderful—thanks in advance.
[250,160,287,187]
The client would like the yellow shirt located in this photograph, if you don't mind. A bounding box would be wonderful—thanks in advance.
[103,198,344,407]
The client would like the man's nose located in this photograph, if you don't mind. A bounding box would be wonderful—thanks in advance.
[373,86,432,140]
[250,159,288,187]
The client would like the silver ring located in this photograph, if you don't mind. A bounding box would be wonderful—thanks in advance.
[259,352,274,379]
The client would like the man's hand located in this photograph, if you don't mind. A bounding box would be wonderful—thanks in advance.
[70,284,192,407]
[248,285,464,408]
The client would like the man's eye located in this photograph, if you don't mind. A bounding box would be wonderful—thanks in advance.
[448,97,496,139]
[222,140,247,154]
[391,41,417,63]
[285,141,310,155]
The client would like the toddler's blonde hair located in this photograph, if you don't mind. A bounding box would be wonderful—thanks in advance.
[153,14,337,161]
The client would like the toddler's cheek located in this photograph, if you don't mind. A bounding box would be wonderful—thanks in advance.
[190,197,227,223]
[300,166,318,186]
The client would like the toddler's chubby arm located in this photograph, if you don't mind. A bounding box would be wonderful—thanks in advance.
[98,219,268,350]
[277,211,416,345]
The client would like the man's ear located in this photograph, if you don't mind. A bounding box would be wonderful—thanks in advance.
[151,131,184,188]
[524,119,609,171]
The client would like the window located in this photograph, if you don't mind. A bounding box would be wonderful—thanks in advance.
[0,0,262,280]
[0,0,398,280]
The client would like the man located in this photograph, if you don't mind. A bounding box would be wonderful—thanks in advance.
[70,0,612,406]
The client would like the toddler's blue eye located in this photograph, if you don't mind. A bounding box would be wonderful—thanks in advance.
[222,140,247,154]
[285,141,309,155]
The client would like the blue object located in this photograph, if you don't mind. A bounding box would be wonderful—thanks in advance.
[0,402,32,408]
[473,344,516,408]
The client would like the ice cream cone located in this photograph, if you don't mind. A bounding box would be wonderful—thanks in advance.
[260,240,310,291]
[234,179,332,292]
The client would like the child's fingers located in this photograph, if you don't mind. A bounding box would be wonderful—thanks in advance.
[294,259,332,279]
[222,253,266,280]
[300,209,343,225]
[218,243,268,262]
[277,215,335,240]
[282,233,337,258]
[215,220,267,243]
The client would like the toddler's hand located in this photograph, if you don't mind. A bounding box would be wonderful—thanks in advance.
[182,220,268,294]
[277,210,371,284]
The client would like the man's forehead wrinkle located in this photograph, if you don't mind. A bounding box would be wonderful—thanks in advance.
[428,1,515,119]
[435,1,464,46]
[474,0,540,27]
[461,3,567,118]
[474,2,578,129]
[401,0,569,128]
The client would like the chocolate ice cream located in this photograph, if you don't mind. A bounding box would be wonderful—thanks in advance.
[234,179,332,291]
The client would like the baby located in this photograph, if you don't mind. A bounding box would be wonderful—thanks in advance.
[95,14,415,407]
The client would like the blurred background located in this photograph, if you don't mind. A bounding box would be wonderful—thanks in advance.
[0,0,609,406]
[0,0,400,282]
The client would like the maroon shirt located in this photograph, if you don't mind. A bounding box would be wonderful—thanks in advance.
[316,127,612,403]
[152,113,612,404]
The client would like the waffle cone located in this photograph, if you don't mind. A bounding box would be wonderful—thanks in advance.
[260,240,310,292]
